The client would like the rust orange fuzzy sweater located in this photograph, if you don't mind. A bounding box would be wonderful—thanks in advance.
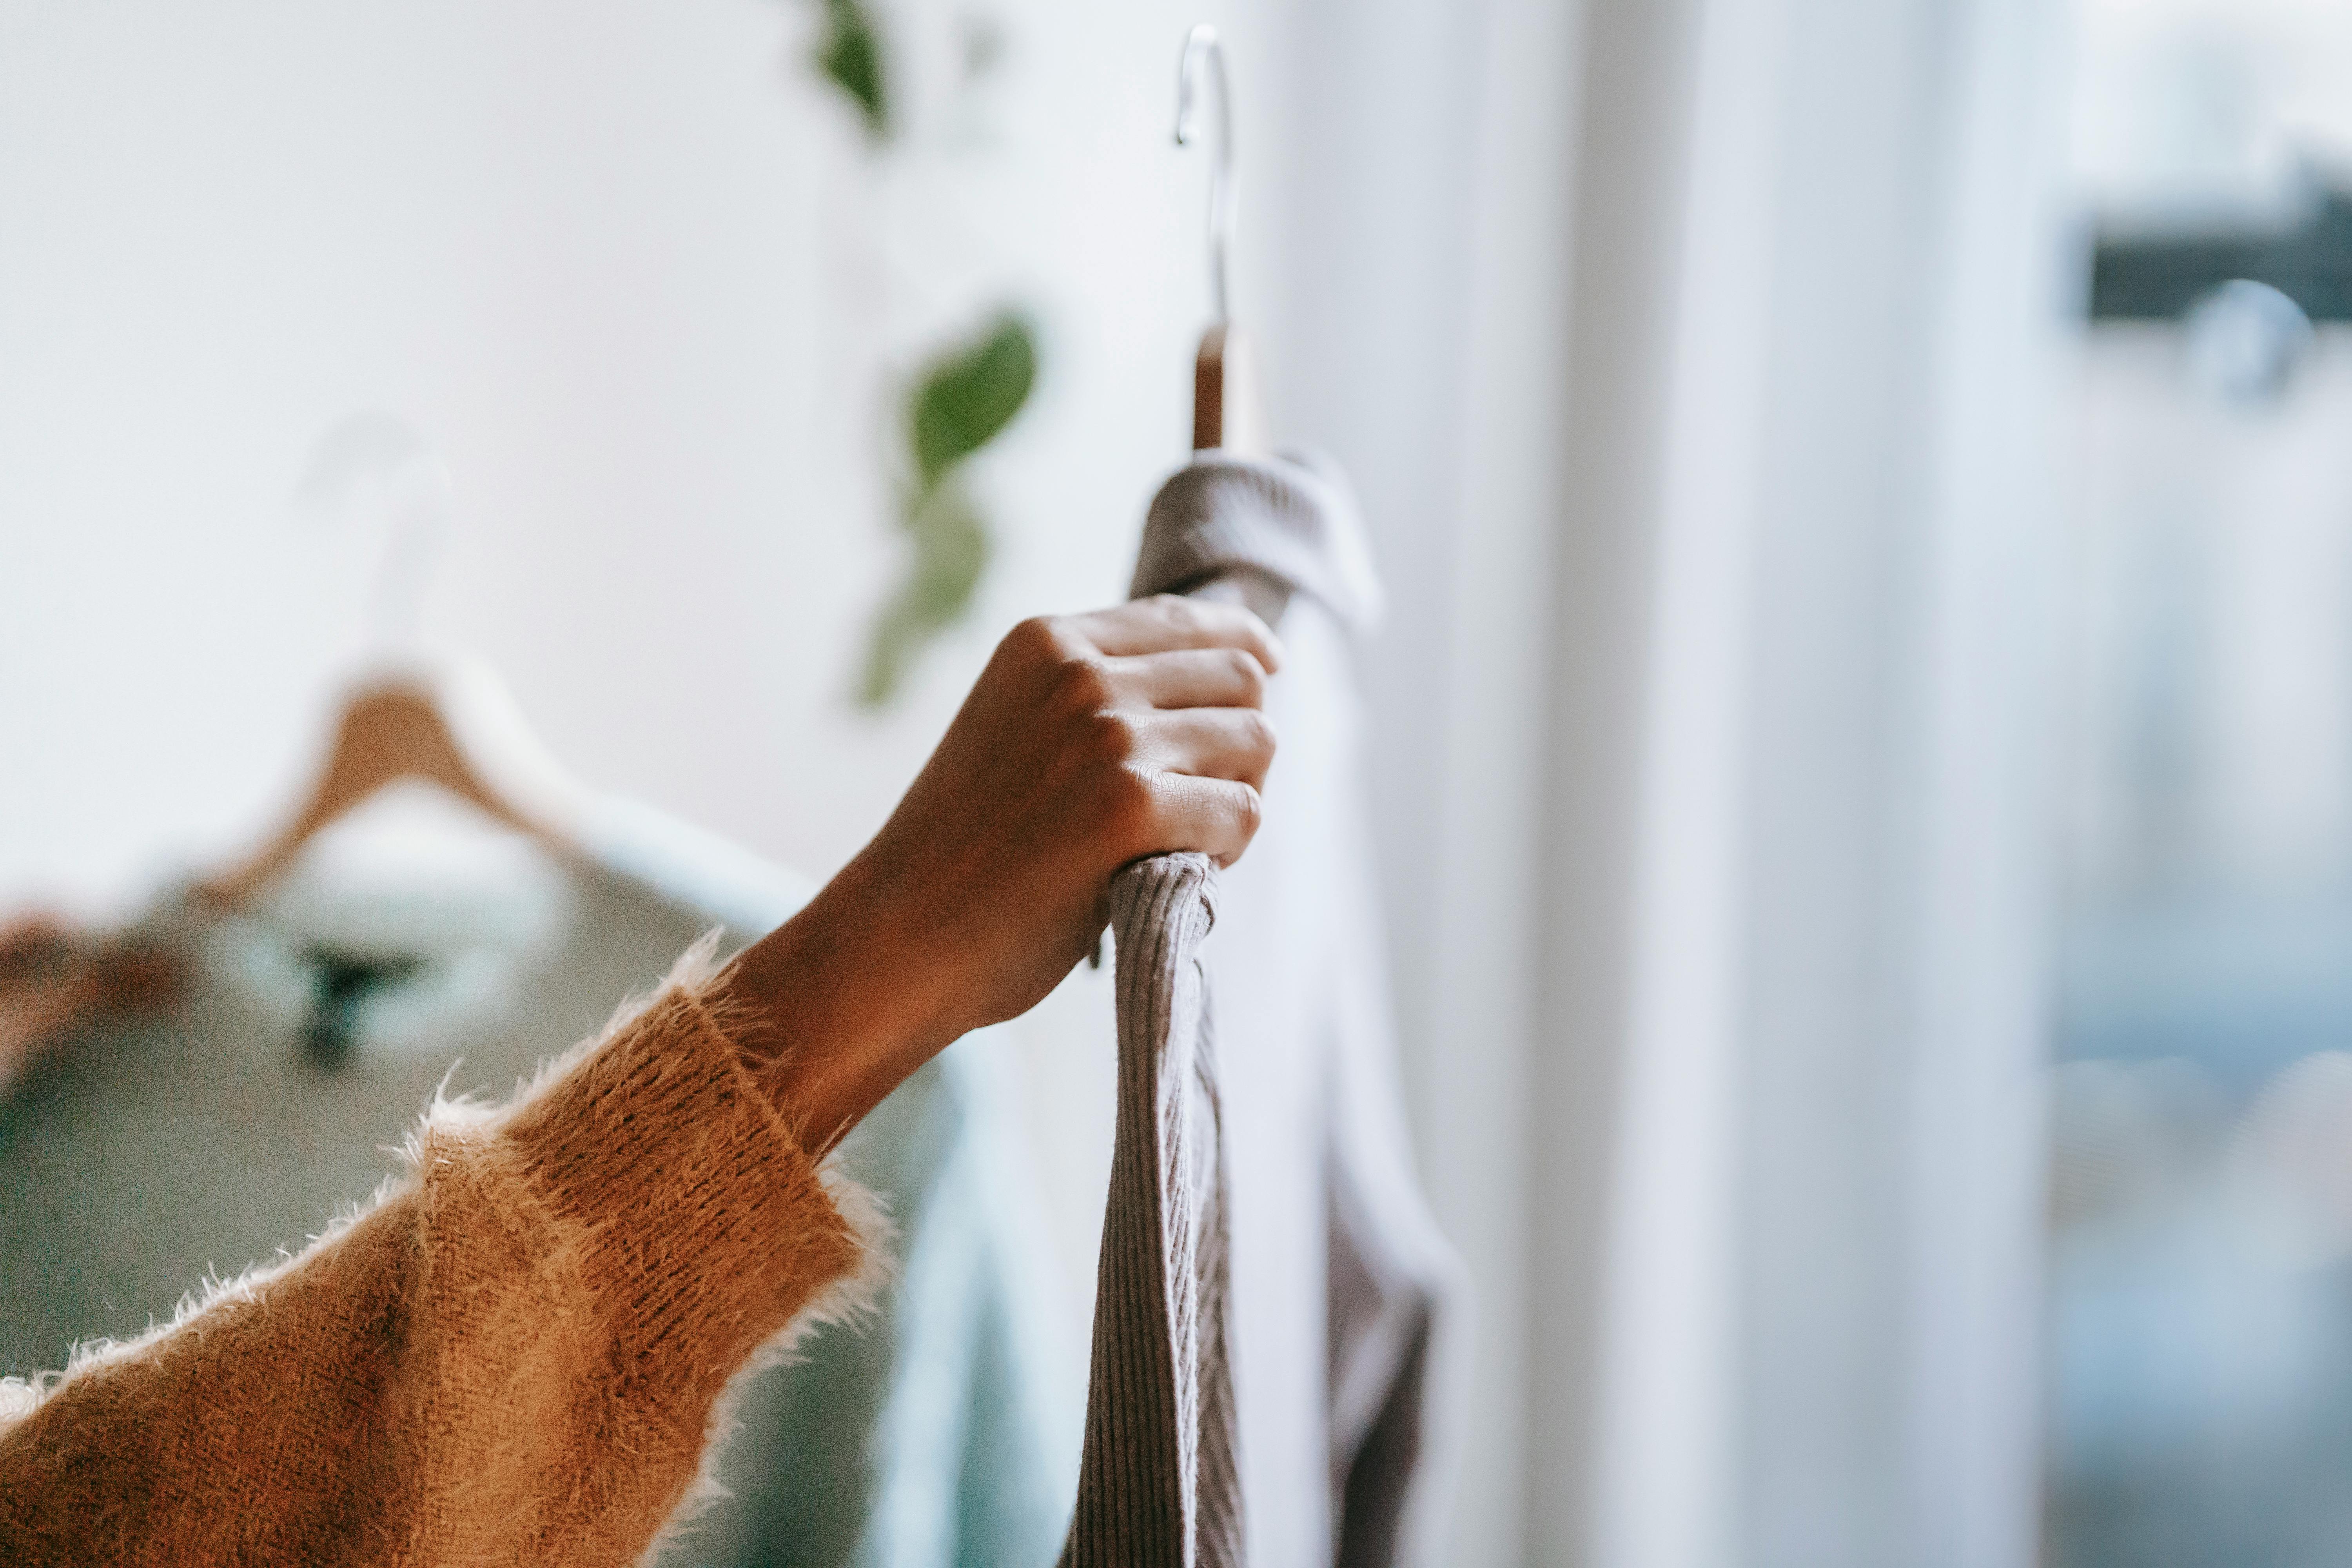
[0,948,885,1566]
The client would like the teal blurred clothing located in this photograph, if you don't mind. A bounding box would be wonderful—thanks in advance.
[0,792,1076,1567]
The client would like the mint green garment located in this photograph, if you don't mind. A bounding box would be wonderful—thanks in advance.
[0,794,1077,1567]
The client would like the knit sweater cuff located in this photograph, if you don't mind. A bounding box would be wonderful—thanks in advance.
[481,943,889,1398]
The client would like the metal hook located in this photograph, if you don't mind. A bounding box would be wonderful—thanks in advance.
[1174,24,1234,325]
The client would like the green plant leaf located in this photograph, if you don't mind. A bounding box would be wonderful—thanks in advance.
[858,482,993,707]
[813,0,888,140]
[859,310,1038,706]
[909,313,1038,491]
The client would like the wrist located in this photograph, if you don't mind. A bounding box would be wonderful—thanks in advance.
[711,855,958,1151]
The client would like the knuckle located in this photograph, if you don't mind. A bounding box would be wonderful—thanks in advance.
[1225,648,1268,702]
[1241,709,1278,759]
[1100,765,1160,842]
[1051,655,1117,714]
[1231,784,1265,838]
[1006,615,1057,653]
[1083,706,1145,766]
[1004,615,1073,671]
[1148,593,1203,629]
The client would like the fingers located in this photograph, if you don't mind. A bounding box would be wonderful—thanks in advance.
[1069,595,1284,674]
[1138,708,1277,789]
[1110,646,1269,710]
[1004,597,1283,871]
[1146,773,1265,868]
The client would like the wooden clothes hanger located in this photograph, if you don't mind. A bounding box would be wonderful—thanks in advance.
[197,658,590,908]
[1193,323,1265,456]
[1179,25,1268,457]
[196,421,590,909]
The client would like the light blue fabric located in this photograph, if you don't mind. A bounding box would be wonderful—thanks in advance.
[687,1016,1078,1568]
[0,796,1077,1567]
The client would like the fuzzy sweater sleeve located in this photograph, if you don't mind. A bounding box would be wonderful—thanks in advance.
[0,954,883,1568]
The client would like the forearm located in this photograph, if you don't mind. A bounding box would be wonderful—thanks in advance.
[715,853,956,1156]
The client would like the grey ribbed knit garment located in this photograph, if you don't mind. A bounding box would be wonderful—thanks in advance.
[1061,854,1242,1568]
[1061,451,1465,1568]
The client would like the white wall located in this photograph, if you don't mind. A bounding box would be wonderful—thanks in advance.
[0,0,1252,907]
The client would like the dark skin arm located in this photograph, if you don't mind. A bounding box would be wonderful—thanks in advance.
[710,595,1283,1150]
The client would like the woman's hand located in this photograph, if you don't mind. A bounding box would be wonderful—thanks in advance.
[715,595,1282,1148]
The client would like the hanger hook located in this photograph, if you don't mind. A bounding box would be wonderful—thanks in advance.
[294,410,453,661]
[1174,23,1234,326]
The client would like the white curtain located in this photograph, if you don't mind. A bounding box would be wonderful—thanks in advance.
[1258,2,2076,1564]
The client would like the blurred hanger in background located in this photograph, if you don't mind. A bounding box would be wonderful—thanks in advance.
[1179,24,1266,457]
[196,416,590,908]
[194,661,588,908]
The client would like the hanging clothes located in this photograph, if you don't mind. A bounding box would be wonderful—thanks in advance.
[1061,851,1241,1568]
[0,792,1076,1568]
[1063,451,1466,1568]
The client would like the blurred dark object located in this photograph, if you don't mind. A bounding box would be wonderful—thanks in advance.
[2091,185,2352,322]
[298,946,426,1069]
[0,913,178,1095]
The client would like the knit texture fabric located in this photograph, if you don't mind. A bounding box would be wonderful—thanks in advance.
[1134,450,1385,632]
[0,943,884,1567]
[1060,853,1242,1568]
[1083,449,1466,1568]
